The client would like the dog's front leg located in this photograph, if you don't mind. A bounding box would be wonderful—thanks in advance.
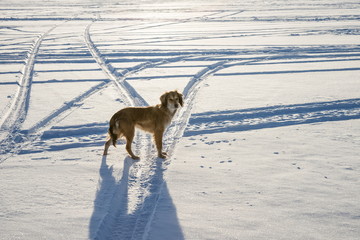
[154,129,166,158]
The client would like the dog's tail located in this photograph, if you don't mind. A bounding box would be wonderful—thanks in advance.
[108,125,118,148]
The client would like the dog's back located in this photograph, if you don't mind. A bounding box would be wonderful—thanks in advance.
[111,106,171,131]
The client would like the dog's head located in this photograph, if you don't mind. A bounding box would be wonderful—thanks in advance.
[160,90,184,111]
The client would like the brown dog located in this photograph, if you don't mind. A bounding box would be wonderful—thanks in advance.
[103,90,184,159]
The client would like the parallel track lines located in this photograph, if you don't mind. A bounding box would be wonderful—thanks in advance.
[0,25,57,162]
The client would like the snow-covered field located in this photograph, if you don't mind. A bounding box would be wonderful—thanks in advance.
[1,0,359,239]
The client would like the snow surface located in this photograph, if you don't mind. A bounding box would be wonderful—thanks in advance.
[1,0,360,239]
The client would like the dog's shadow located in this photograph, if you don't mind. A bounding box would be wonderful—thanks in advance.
[89,155,184,239]
[88,155,134,239]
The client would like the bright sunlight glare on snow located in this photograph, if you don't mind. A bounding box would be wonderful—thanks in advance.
[0,0,359,239]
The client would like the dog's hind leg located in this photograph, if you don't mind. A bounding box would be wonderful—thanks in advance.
[124,126,139,160]
[103,138,112,155]
[103,123,119,155]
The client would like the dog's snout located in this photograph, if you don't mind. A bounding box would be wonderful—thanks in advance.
[175,103,179,108]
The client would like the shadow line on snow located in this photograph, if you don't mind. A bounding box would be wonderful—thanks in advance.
[214,67,360,76]
[89,155,184,240]
[0,79,108,85]
[17,122,107,154]
[184,98,360,137]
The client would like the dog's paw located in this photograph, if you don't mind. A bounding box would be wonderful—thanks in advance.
[158,152,167,159]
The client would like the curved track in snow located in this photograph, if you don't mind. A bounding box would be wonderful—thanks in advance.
[0,25,58,162]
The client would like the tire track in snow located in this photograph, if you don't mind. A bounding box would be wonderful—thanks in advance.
[0,22,114,163]
[85,22,148,107]
[85,21,196,107]
[0,31,47,129]
[184,98,360,136]
[0,25,57,163]
[163,56,277,157]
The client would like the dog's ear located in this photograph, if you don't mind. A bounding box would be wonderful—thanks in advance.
[160,92,168,107]
[177,91,184,107]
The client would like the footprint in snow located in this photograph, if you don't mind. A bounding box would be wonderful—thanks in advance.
[31,157,49,161]
[200,165,213,169]
[220,160,232,164]
[62,158,81,161]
